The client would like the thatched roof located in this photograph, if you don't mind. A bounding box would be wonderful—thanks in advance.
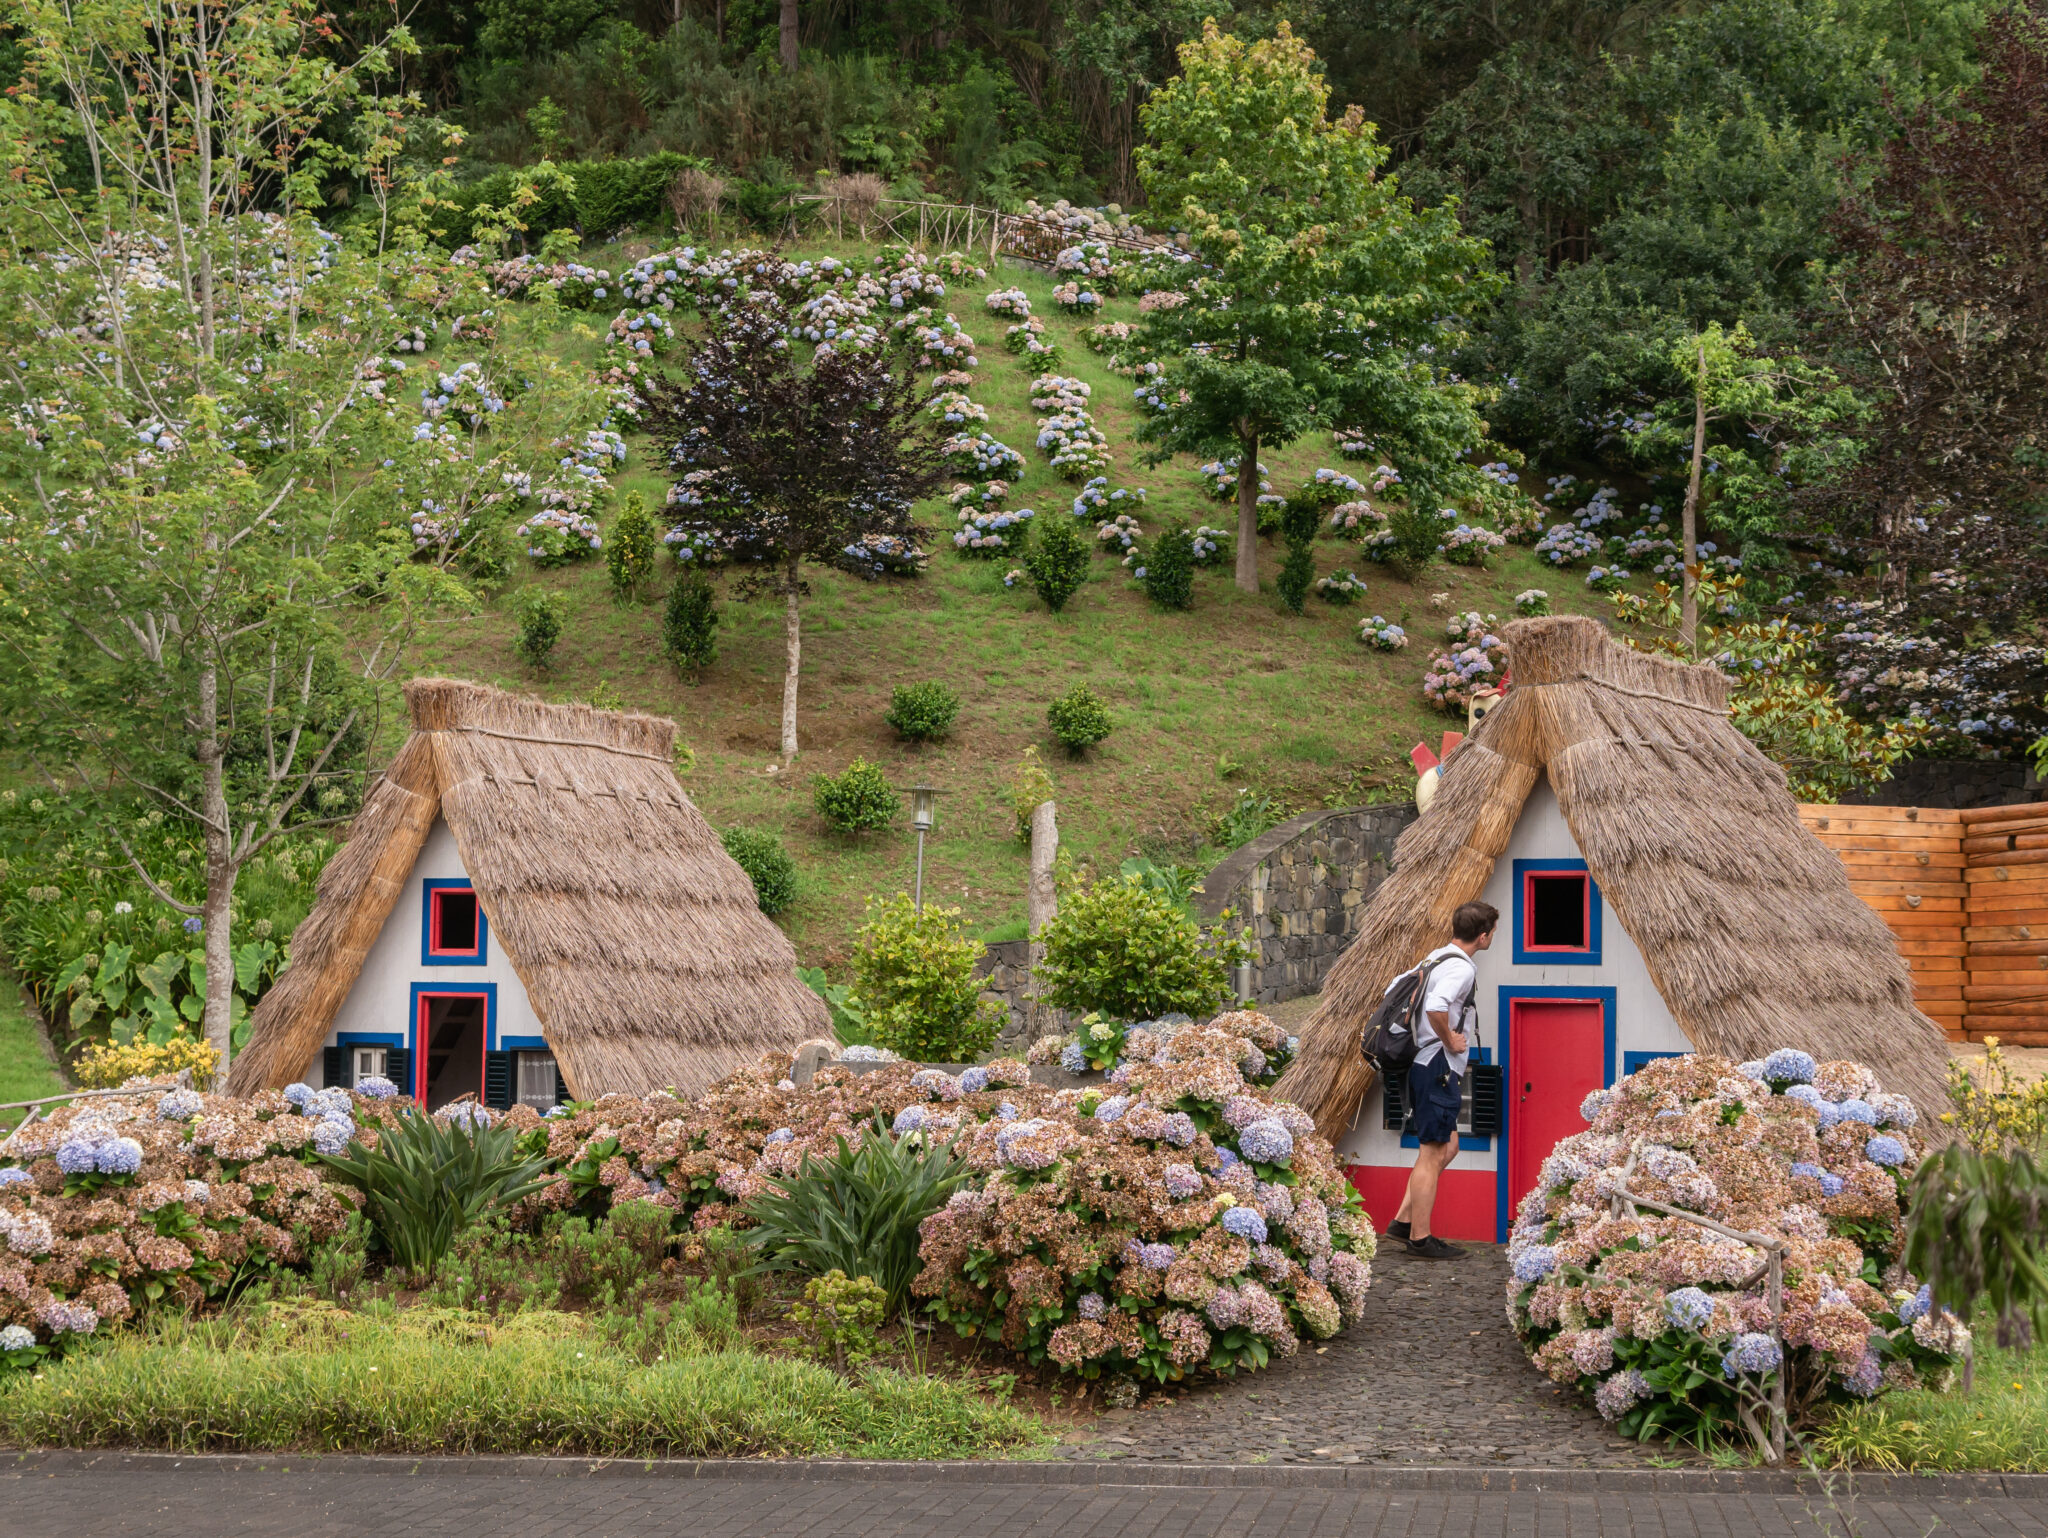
[1274,615,1953,1137]
[228,679,827,1099]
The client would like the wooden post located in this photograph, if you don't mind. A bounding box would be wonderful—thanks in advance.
[1027,800,1058,1031]
[1768,1247,1786,1463]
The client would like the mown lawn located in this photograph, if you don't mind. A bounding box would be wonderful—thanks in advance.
[0,970,64,1128]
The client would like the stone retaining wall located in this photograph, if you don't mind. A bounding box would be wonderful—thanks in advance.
[1838,759,2044,810]
[1192,805,1416,1007]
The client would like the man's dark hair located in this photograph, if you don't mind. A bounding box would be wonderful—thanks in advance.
[1452,901,1500,942]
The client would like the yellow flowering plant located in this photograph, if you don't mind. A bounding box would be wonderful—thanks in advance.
[73,1035,222,1092]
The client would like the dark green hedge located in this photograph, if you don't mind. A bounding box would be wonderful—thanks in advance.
[435,151,707,248]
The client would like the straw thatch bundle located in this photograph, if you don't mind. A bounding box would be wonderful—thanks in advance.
[228,679,827,1099]
[1275,615,1953,1138]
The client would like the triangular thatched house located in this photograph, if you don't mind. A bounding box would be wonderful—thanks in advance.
[227,679,827,1107]
[1275,615,1952,1243]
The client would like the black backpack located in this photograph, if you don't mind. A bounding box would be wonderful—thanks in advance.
[1359,951,1462,1078]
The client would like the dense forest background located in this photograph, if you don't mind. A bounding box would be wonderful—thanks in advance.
[337,0,1995,462]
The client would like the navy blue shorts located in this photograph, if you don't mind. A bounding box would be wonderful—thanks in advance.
[1407,1059,1464,1146]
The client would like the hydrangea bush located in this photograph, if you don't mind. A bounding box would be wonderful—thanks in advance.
[1507,1051,1970,1448]
[0,1086,369,1361]
[1421,612,1508,711]
[1359,615,1408,651]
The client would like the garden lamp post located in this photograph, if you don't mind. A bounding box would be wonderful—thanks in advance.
[908,784,939,912]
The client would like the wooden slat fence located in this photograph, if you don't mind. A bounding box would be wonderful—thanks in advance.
[798,197,1171,267]
[1800,800,2048,1046]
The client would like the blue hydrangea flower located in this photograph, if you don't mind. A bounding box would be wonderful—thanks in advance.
[1836,1099,1878,1126]
[354,1076,401,1100]
[1665,1287,1717,1331]
[0,1167,32,1190]
[1865,1135,1907,1168]
[1161,1112,1197,1147]
[1897,1283,1933,1324]
[95,1137,144,1176]
[1761,1049,1816,1085]
[1511,1245,1557,1283]
[1579,1088,1613,1123]
[765,1128,794,1145]
[1214,1147,1239,1170]
[54,1138,101,1176]
[282,1083,315,1107]
[1077,1292,1108,1321]
[1720,1332,1783,1378]
[1815,1102,1843,1129]
[1220,1205,1268,1244]
[1138,1242,1176,1271]
[892,1105,929,1136]
[312,1118,355,1157]
[1790,1162,1824,1181]
[959,1066,990,1094]
[0,1324,35,1352]
[1783,1084,1825,1111]
[996,1102,1020,1121]
[1736,1060,1768,1082]
[1820,1172,1845,1197]
[1059,1042,1088,1073]
[1093,1095,1130,1122]
[1237,1120,1294,1165]
[1161,1163,1203,1199]
[156,1089,204,1122]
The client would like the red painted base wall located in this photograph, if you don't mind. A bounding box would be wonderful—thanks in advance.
[1347,1164,1498,1243]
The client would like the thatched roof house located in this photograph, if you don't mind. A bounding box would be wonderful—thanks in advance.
[228,679,827,1105]
[1277,615,1953,1170]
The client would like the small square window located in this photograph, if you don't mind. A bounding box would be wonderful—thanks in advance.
[1527,873,1589,950]
[352,1045,388,1084]
[516,1052,559,1110]
[432,889,479,954]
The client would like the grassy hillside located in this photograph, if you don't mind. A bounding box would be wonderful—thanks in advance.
[403,237,1619,970]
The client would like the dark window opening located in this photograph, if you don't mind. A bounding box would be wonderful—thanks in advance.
[423,994,485,1108]
[433,889,479,953]
[1528,873,1590,950]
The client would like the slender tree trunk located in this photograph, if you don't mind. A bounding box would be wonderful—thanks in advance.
[197,662,236,1075]
[1681,343,1706,654]
[781,578,802,760]
[779,0,798,68]
[1235,432,1261,594]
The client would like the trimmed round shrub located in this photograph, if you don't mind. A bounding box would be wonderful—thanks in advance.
[1021,512,1091,612]
[885,681,962,743]
[814,759,897,834]
[1047,684,1113,754]
[1139,519,1195,611]
[1035,873,1251,1021]
[849,894,1007,1063]
[513,589,565,671]
[720,826,799,914]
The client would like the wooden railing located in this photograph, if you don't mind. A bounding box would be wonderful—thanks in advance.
[798,196,1169,266]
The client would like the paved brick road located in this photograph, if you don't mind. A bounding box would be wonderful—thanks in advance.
[7,1460,2046,1538]
[1061,1242,1658,1467]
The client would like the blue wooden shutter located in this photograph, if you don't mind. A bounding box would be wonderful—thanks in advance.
[385,1047,411,1099]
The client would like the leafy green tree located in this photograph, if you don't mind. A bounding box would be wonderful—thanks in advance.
[1020,514,1091,612]
[606,492,660,602]
[1132,22,1496,593]
[1139,519,1195,610]
[0,0,484,1071]
[662,569,719,676]
[1275,493,1320,615]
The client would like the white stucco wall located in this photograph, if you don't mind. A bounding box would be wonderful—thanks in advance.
[308,819,544,1084]
[1335,774,1692,1170]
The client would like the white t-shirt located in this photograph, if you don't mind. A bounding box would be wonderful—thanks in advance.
[1409,943,1477,1074]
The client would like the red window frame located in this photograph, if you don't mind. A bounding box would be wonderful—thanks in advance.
[1521,870,1592,954]
[427,885,482,958]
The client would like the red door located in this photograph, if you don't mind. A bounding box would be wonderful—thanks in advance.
[1507,998,1607,1221]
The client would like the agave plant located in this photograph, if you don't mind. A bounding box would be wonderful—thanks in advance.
[317,1109,550,1280]
[741,1116,970,1313]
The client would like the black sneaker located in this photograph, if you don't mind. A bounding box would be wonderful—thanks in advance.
[1385,1220,1412,1243]
[1405,1235,1466,1260]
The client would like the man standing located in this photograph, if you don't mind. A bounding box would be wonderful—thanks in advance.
[1386,901,1498,1260]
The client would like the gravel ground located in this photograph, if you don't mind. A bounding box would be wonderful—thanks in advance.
[1056,1241,1675,1468]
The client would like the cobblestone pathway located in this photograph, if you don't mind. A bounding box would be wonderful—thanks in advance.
[1058,1242,1670,1468]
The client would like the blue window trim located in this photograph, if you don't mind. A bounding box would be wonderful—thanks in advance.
[1495,985,1617,1242]
[420,877,489,966]
[1624,1049,1688,1076]
[498,1035,549,1053]
[408,981,498,1102]
[1511,858,1603,966]
[1398,1046,1494,1152]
